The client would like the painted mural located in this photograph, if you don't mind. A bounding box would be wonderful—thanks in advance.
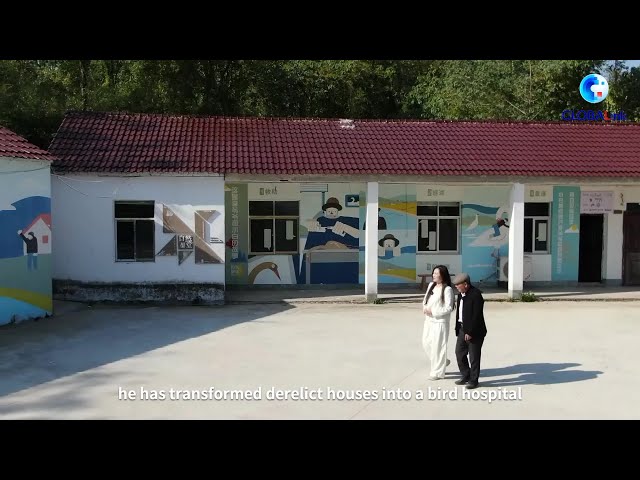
[303,187,361,284]
[0,168,52,325]
[156,204,224,265]
[225,182,367,285]
[460,186,511,287]
[359,184,417,283]
[551,186,580,281]
[224,182,585,287]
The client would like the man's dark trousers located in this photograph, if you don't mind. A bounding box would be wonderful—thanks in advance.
[455,332,485,383]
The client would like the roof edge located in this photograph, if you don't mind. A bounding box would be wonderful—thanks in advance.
[59,110,640,127]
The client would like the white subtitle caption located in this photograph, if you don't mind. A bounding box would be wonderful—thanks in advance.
[118,386,523,403]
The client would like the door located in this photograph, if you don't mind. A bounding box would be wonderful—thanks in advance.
[578,214,603,282]
[623,206,640,285]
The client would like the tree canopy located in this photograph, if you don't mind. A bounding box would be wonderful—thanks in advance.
[1,60,636,149]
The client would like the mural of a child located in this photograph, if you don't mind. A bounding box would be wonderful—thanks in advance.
[378,233,401,258]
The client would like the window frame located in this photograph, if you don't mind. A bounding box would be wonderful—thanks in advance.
[524,202,550,254]
[114,200,156,263]
[248,200,299,255]
[524,216,550,254]
[416,201,461,254]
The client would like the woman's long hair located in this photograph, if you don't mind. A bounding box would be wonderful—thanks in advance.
[426,265,454,308]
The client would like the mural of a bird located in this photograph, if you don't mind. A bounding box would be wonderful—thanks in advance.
[248,262,281,284]
[466,213,479,230]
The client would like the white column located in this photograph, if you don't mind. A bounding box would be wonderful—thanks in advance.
[508,183,525,298]
[365,182,379,302]
[603,212,623,284]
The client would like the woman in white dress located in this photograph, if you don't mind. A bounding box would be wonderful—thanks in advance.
[422,265,455,380]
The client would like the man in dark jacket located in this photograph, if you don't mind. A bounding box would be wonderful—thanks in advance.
[453,273,487,389]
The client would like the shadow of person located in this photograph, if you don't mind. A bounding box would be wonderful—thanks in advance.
[446,362,602,386]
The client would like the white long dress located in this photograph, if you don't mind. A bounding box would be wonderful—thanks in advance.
[421,282,455,379]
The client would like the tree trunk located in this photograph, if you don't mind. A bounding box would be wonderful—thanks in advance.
[80,60,90,110]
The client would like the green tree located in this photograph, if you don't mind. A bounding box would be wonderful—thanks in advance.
[405,60,606,120]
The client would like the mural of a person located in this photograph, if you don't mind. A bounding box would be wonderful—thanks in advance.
[363,208,387,230]
[491,217,509,237]
[305,197,359,249]
[17,230,38,270]
[378,233,401,258]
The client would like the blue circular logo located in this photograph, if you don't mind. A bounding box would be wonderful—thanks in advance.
[580,74,609,103]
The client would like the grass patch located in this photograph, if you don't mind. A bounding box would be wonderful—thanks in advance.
[520,292,539,302]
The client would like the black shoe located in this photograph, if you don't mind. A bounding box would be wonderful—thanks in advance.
[466,382,479,389]
[455,378,469,385]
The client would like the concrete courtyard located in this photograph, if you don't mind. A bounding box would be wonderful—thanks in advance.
[1,299,639,419]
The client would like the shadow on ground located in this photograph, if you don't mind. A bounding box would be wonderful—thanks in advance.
[0,300,294,399]
[447,362,603,386]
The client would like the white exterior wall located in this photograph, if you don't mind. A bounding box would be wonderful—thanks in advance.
[527,254,551,281]
[52,175,225,285]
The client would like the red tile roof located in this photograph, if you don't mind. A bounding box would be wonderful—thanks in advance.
[49,111,640,178]
[0,125,54,161]
[49,112,218,174]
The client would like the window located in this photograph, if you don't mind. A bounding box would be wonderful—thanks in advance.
[524,203,549,253]
[249,201,299,254]
[115,201,155,261]
[628,203,640,212]
[417,202,460,252]
[42,235,49,244]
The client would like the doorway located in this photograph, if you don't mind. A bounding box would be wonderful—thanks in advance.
[623,205,640,285]
[578,214,603,282]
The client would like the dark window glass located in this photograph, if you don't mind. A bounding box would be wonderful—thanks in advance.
[275,218,299,253]
[418,219,438,251]
[250,219,274,253]
[524,203,549,217]
[115,202,154,219]
[439,219,458,251]
[116,221,135,260]
[439,202,460,217]
[534,220,548,252]
[417,205,438,216]
[274,201,299,216]
[135,220,155,260]
[524,218,533,253]
[249,201,274,216]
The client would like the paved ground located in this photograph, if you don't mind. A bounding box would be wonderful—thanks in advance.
[1,300,639,419]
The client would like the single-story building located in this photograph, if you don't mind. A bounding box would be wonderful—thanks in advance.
[48,112,640,303]
[0,125,54,325]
